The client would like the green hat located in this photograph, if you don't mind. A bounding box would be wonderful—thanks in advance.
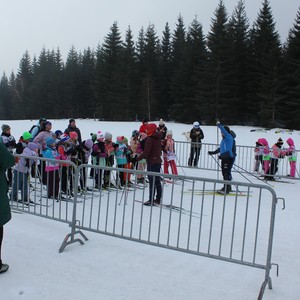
[23,131,32,141]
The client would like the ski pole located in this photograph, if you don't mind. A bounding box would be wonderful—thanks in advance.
[233,163,274,187]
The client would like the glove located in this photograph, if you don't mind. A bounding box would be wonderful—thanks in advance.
[208,151,214,155]
[216,120,220,126]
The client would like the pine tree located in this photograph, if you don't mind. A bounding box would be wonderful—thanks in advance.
[15,51,33,118]
[206,0,234,123]
[0,73,12,119]
[248,0,282,127]
[279,8,300,129]
[95,22,124,120]
[158,22,172,120]
[227,0,251,124]
[169,15,188,121]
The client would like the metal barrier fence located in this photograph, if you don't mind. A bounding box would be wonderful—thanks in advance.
[175,141,299,180]
[58,163,281,300]
[9,153,282,299]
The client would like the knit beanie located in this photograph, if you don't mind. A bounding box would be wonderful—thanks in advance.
[277,138,283,145]
[90,133,97,142]
[60,134,70,143]
[146,123,157,136]
[23,131,32,141]
[105,132,112,140]
[97,131,104,141]
[69,118,75,124]
[27,142,38,151]
[69,132,78,139]
[84,139,93,150]
[117,136,124,143]
[46,137,55,147]
[55,130,63,137]
[166,130,173,137]
[1,124,10,132]
[159,119,164,126]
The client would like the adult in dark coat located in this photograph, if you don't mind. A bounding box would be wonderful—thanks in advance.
[188,121,204,167]
[0,141,15,274]
[137,123,162,206]
[64,119,82,143]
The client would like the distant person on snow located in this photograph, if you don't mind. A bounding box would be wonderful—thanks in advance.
[208,121,234,194]
[284,138,297,177]
[188,121,204,167]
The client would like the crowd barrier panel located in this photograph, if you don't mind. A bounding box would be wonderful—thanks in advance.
[10,154,78,223]
[175,141,299,180]
[59,163,282,300]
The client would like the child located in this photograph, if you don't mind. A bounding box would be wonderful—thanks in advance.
[136,132,147,184]
[115,136,130,186]
[258,138,270,177]
[42,137,60,199]
[11,142,39,204]
[91,131,107,189]
[285,138,297,177]
[254,139,264,173]
[162,130,178,175]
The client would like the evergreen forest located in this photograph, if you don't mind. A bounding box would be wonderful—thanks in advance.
[0,0,300,128]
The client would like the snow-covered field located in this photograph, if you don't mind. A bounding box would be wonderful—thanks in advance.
[1,119,300,300]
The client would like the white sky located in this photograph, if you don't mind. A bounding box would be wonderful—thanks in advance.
[0,0,298,75]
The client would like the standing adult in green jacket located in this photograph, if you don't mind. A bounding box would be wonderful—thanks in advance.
[0,141,15,274]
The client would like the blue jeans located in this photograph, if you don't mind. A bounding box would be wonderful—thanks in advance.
[12,170,29,202]
[147,163,162,202]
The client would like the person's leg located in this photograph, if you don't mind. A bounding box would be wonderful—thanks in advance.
[153,164,162,203]
[194,146,201,167]
[170,160,178,175]
[221,158,232,193]
[290,161,296,177]
[188,146,195,166]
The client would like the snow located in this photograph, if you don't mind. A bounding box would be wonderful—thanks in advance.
[1,119,300,300]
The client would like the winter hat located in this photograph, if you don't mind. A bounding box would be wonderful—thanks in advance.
[97,131,104,141]
[277,138,283,145]
[55,130,63,137]
[142,118,148,124]
[22,131,32,141]
[159,119,164,126]
[69,132,78,139]
[27,142,38,151]
[146,123,157,136]
[132,130,139,137]
[60,134,70,143]
[44,121,52,128]
[69,118,75,124]
[84,139,93,149]
[223,126,231,133]
[105,132,112,140]
[90,133,97,142]
[46,136,55,147]
[286,138,294,147]
[166,130,173,137]
[193,121,200,128]
[123,137,128,144]
[117,136,125,143]
[1,124,10,132]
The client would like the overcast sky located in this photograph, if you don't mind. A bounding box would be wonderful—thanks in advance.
[0,0,298,75]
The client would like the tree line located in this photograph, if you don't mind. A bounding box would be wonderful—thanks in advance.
[0,0,299,129]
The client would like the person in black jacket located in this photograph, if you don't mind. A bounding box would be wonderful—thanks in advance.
[188,121,204,167]
[64,119,82,143]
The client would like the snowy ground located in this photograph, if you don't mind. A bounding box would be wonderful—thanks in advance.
[1,119,300,300]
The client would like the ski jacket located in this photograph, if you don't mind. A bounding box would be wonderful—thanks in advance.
[92,141,106,166]
[270,143,285,159]
[137,131,162,165]
[14,147,38,174]
[285,138,297,162]
[217,123,233,159]
[115,142,129,165]
[33,130,53,150]
[1,132,16,152]
[42,146,60,172]
[0,142,15,227]
[64,125,82,143]
[190,127,204,146]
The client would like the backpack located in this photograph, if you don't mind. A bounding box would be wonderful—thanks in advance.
[29,125,40,139]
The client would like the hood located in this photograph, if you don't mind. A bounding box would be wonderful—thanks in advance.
[258,138,268,146]
[286,138,294,147]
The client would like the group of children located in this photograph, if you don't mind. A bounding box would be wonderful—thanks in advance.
[254,137,297,179]
[1,118,179,203]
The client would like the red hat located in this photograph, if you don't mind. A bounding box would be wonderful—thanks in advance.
[69,132,78,139]
[146,123,157,136]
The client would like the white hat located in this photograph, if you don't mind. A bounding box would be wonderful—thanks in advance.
[159,118,164,126]
[166,130,173,136]
[97,131,104,140]
[193,121,200,128]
